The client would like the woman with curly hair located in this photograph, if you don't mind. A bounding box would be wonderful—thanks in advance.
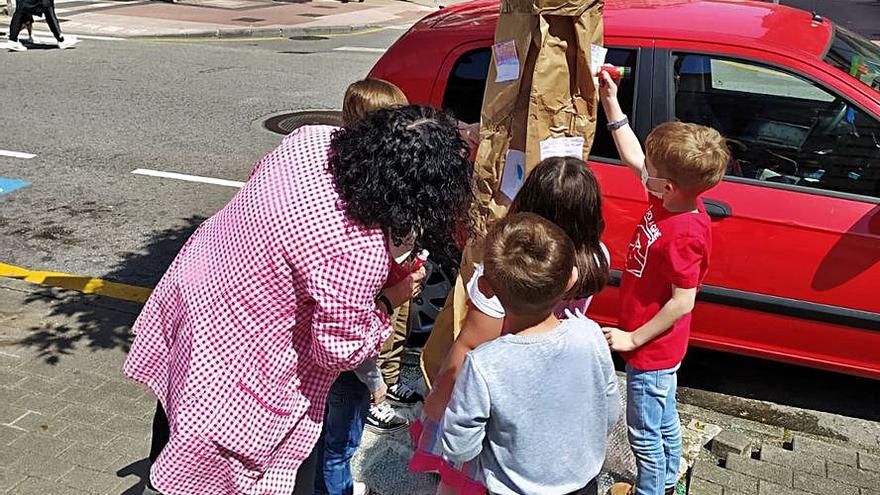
[124,104,474,495]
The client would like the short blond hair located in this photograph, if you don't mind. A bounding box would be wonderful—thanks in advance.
[342,79,408,127]
[645,122,730,194]
[483,212,575,316]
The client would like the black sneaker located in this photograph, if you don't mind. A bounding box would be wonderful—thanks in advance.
[365,402,409,434]
[386,382,424,406]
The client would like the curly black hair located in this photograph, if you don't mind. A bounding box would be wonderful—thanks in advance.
[329,105,474,267]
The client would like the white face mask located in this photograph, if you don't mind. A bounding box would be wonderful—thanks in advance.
[641,168,667,199]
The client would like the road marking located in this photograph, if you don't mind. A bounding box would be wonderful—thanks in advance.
[0,178,31,197]
[131,168,244,188]
[0,350,21,359]
[34,31,125,41]
[332,46,386,53]
[0,262,152,303]
[0,150,36,159]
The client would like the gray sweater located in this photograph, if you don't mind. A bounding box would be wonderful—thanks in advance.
[441,312,619,495]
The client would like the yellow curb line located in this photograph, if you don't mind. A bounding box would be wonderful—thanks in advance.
[0,262,152,304]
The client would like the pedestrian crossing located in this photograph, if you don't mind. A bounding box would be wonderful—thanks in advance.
[52,0,142,17]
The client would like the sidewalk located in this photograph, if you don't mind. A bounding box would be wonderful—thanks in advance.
[2,275,880,494]
[0,0,441,39]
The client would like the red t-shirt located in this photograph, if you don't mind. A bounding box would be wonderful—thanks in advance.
[619,196,711,371]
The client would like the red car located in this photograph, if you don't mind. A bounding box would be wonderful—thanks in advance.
[368,0,880,378]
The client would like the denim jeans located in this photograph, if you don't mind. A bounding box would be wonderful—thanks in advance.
[626,364,682,495]
[314,371,371,495]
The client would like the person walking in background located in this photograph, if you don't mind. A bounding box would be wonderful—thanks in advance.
[6,0,77,51]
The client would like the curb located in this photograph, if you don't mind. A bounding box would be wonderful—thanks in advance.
[133,22,391,40]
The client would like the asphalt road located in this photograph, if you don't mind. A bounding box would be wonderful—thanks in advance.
[1,28,878,431]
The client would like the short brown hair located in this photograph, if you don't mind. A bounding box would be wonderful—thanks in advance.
[342,79,408,127]
[645,122,730,194]
[483,212,575,315]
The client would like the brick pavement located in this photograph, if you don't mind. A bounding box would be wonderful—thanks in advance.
[691,431,880,495]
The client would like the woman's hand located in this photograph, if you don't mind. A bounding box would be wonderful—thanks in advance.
[598,70,619,104]
[383,267,427,308]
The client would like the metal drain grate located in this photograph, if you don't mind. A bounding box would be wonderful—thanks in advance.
[299,13,323,17]
[232,16,265,22]
[263,110,344,135]
[288,35,327,40]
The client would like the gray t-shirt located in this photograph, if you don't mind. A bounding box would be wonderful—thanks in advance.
[441,312,619,495]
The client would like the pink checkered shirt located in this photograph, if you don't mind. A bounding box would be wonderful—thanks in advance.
[124,125,393,494]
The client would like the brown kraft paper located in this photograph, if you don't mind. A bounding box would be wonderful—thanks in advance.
[420,0,604,387]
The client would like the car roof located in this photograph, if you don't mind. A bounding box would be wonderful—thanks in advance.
[420,0,833,59]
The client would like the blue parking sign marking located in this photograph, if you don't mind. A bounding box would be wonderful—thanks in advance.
[0,178,31,197]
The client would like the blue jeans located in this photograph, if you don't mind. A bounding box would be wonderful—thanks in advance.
[314,372,371,495]
[626,364,682,495]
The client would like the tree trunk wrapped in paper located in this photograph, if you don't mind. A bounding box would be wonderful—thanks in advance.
[421,0,605,385]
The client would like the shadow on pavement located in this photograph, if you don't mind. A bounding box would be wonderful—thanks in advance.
[15,216,206,364]
[117,458,151,495]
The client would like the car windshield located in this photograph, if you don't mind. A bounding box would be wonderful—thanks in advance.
[824,25,880,93]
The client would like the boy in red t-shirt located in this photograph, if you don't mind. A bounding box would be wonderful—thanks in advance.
[598,71,730,495]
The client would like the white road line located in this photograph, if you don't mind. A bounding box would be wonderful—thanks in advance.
[0,150,36,159]
[131,168,244,188]
[333,46,386,53]
[33,31,126,41]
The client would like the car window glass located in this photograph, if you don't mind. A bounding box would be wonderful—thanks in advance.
[441,47,637,161]
[674,53,880,200]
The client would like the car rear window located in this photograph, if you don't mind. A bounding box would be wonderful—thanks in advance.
[824,26,880,93]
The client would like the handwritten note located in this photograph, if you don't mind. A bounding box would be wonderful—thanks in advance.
[539,137,585,161]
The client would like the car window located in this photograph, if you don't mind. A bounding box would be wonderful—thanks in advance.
[441,47,637,161]
[673,53,880,200]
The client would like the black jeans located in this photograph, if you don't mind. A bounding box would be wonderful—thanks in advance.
[8,0,63,42]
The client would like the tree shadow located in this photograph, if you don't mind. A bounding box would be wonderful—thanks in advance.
[15,216,206,364]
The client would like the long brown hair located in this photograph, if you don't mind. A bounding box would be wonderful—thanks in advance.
[509,156,609,299]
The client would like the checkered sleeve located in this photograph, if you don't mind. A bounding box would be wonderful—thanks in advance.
[307,247,393,372]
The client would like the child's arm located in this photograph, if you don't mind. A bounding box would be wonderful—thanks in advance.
[599,71,646,179]
[441,354,490,464]
[604,285,697,352]
[352,357,387,404]
[423,303,503,421]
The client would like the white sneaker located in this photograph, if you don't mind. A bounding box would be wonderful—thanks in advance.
[353,481,370,495]
[58,36,79,49]
[8,40,27,52]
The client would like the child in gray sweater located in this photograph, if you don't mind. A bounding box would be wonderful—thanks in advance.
[441,212,620,495]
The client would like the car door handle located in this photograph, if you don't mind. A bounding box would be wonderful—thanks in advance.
[703,198,732,218]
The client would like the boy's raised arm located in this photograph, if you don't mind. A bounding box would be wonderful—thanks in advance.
[599,72,646,179]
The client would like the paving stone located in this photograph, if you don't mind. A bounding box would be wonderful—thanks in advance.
[692,460,758,495]
[688,477,723,495]
[8,476,72,495]
[726,454,793,487]
[793,471,859,495]
[0,466,26,492]
[757,480,802,495]
[0,402,28,425]
[792,435,858,467]
[827,462,880,489]
[859,451,880,473]
[712,430,755,459]
[13,360,69,380]
[759,444,826,476]
[56,404,105,424]
[59,466,126,495]
[57,443,123,472]
[861,489,880,495]
[15,376,68,397]
[101,415,151,438]
[52,370,109,390]
[55,424,120,447]
[10,410,69,435]
[14,393,72,416]
[10,451,76,482]
[104,434,148,459]
[0,372,26,388]
[95,380,145,400]
[0,425,24,447]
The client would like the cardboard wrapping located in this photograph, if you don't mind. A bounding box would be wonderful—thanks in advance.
[421,0,604,386]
